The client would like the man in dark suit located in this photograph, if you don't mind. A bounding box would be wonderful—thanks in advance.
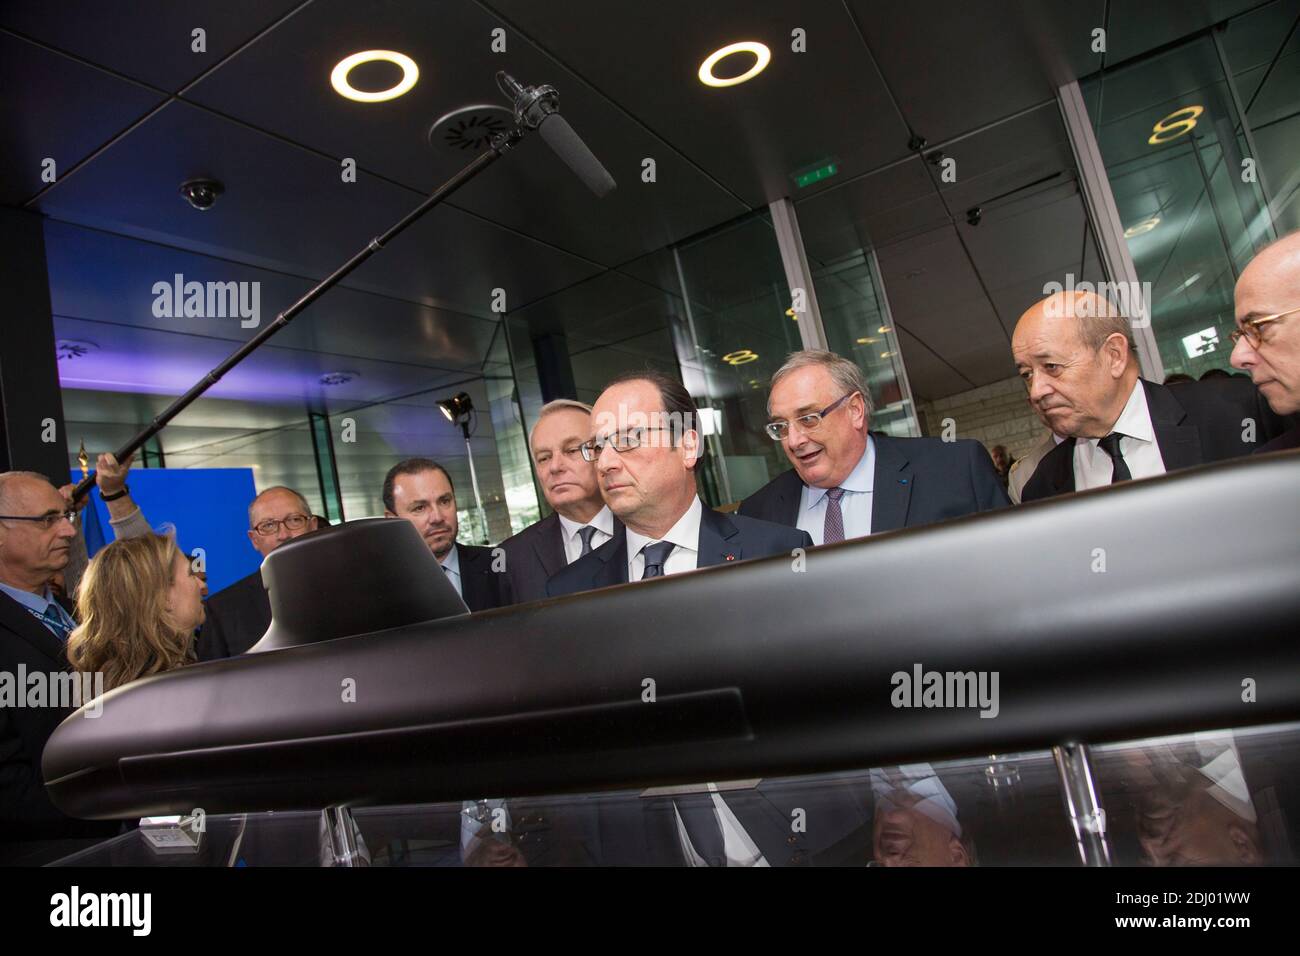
[547,371,812,598]
[498,400,621,606]
[196,485,318,660]
[542,371,859,866]
[1231,229,1300,453]
[1014,290,1289,501]
[383,458,503,612]
[1,468,137,847]
[738,350,1008,540]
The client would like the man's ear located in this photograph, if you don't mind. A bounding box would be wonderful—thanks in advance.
[1103,332,1131,378]
[383,509,396,518]
[307,516,319,532]
[246,529,257,547]
[680,429,702,468]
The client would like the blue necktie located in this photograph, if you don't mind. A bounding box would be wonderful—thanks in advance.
[577,525,598,557]
[37,602,75,641]
[640,541,675,579]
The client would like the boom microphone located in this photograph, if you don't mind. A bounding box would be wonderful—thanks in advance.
[496,72,617,198]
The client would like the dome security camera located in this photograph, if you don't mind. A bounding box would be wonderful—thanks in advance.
[180,178,224,211]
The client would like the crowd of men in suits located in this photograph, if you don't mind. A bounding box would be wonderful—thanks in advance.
[2,229,1298,861]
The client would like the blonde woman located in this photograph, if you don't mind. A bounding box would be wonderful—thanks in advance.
[67,533,205,692]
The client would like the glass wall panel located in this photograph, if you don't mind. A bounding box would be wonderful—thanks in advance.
[1081,16,1298,379]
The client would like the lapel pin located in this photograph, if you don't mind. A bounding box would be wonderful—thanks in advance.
[724,553,736,561]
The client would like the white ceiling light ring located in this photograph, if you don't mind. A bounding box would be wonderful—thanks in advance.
[698,41,771,88]
[331,50,419,103]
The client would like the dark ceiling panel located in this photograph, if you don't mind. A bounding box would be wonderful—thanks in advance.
[0,0,306,92]
[52,315,470,410]
[796,158,951,264]
[0,33,165,206]
[486,0,912,206]
[934,102,1076,215]
[32,100,601,316]
[847,0,1103,145]
[182,0,749,267]
[1105,0,1269,64]
[893,325,973,401]
[44,220,499,374]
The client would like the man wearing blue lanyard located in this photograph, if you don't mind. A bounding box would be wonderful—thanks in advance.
[0,455,146,848]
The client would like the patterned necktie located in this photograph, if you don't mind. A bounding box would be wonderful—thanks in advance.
[38,602,75,642]
[577,525,598,557]
[1097,433,1133,483]
[823,487,847,544]
[640,541,676,579]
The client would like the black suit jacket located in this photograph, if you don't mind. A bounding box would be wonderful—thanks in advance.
[196,569,271,661]
[0,590,117,842]
[1022,378,1290,501]
[498,511,625,606]
[546,505,813,598]
[456,543,506,613]
[738,433,1009,535]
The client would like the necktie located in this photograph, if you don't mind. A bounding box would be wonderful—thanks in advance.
[675,792,727,867]
[577,525,598,557]
[1097,433,1133,483]
[38,603,75,641]
[823,487,847,544]
[640,541,675,579]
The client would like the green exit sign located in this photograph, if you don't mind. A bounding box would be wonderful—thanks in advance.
[793,162,839,188]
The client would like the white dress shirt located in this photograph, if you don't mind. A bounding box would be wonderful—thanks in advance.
[557,505,615,564]
[796,436,876,545]
[439,543,462,599]
[1073,380,1167,491]
[624,496,703,580]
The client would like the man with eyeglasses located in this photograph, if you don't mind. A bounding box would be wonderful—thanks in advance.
[1231,229,1300,451]
[1,458,144,846]
[740,350,1008,542]
[1015,290,1289,502]
[497,400,621,606]
[547,370,834,867]
[547,369,811,598]
[195,486,319,660]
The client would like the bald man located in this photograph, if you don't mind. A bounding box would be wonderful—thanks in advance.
[195,486,319,660]
[1012,290,1287,501]
[1231,229,1300,451]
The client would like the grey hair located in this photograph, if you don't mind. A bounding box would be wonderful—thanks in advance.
[1078,310,1135,355]
[247,485,312,527]
[529,399,594,448]
[0,471,56,514]
[768,350,874,415]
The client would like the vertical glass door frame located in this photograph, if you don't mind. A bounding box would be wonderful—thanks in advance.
[1057,80,1165,383]
[769,197,830,351]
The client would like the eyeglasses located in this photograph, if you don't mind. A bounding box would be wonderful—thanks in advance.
[579,427,674,462]
[1230,305,1300,349]
[0,510,77,530]
[765,392,859,441]
[253,514,311,536]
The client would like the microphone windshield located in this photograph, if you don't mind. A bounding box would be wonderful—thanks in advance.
[538,113,617,198]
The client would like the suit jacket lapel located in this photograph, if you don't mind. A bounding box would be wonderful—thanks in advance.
[696,507,742,568]
[775,470,803,526]
[0,590,68,666]
[1031,437,1077,497]
[1144,380,1202,472]
[532,513,567,580]
[869,435,915,533]
[591,529,629,588]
